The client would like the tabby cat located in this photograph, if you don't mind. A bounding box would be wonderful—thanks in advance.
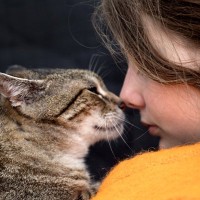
[0,66,125,200]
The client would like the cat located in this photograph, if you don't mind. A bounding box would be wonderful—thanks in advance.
[0,65,125,200]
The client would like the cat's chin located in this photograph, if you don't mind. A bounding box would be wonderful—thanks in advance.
[93,122,124,140]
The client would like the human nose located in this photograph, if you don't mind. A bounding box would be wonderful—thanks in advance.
[120,68,145,109]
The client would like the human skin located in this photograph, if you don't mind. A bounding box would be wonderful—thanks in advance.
[120,17,200,149]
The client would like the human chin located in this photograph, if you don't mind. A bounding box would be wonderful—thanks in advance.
[158,137,184,149]
[159,138,173,149]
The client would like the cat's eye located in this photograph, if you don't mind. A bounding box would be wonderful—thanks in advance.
[88,87,104,99]
[89,87,99,94]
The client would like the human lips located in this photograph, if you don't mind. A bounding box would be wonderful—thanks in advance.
[141,121,160,136]
[148,125,160,136]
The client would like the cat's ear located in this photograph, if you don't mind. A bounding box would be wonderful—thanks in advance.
[0,72,45,107]
[6,65,27,73]
[6,65,31,79]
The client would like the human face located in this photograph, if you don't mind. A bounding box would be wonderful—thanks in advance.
[120,18,200,149]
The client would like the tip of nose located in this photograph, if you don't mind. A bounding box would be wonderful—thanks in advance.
[118,101,126,110]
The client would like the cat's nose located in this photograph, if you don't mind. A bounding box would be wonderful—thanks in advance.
[118,101,126,110]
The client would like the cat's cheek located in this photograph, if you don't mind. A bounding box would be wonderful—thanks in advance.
[79,109,125,144]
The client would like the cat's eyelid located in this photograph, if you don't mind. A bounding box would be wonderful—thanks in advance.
[88,86,104,99]
[97,86,107,97]
[89,76,107,97]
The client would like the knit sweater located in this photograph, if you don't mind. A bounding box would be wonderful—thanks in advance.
[92,142,200,200]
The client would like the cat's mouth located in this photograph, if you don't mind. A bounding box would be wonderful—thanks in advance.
[93,122,123,132]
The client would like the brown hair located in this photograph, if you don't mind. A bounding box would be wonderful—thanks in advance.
[93,0,200,87]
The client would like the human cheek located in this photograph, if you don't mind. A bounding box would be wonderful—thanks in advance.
[140,83,180,135]
[147,85,200,143]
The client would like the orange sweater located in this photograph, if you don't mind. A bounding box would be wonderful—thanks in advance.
[92,143,200,200]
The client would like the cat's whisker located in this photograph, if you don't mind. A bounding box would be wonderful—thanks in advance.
[134,130,149,141]
[108,114,143,131]
[96,64,104,76]
[88,54,112,79]
[105,120,117,159]
[99,68,112,79]
[109,118,134,153]
[94,62,111,79]
[106,112,150,144]
[107,114,149,141]
[88,54,101,73]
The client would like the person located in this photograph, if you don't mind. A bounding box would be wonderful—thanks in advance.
[92,0,200,199]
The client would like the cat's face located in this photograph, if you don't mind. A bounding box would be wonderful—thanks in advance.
[0,66,125,145]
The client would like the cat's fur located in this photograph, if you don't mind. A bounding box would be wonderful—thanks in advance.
[0,66,125,200]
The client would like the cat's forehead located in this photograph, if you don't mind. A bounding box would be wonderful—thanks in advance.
[46,69,103,86]
[6,66,106,91]
[7,66,102,82]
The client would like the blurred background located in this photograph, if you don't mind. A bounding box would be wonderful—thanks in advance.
[0,0,158,181]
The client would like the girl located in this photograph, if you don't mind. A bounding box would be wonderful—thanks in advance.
[92,0,200,199]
